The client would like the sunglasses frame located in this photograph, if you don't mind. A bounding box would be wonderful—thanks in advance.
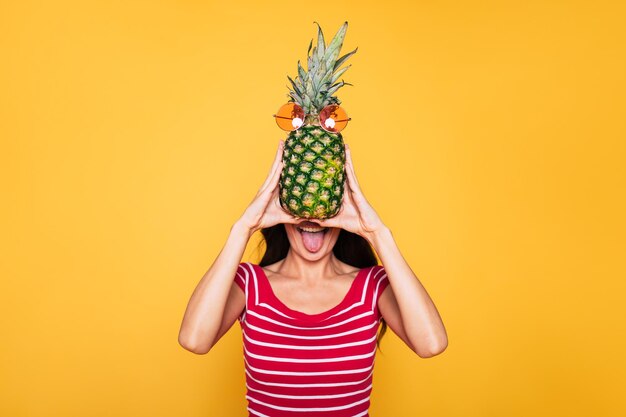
[273,102,351,134]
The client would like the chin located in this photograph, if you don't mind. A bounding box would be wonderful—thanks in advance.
[284,222,341,260]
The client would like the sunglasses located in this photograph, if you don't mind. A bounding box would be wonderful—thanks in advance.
[273,102,351,133]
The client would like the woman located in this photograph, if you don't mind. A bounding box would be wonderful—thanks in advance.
[178,141,448,416]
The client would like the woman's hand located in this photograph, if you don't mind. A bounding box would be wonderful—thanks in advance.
[235,140,299,236]
[313,144,387,242]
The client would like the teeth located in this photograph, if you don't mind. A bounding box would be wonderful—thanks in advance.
[298,226,326,233]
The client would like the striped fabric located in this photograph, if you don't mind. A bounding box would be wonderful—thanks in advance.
[233,262,390,417]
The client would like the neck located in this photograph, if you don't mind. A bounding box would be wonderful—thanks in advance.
[277,249,343,282]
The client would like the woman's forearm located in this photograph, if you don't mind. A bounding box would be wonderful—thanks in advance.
[178,221,252,353]
[368,227,448,356]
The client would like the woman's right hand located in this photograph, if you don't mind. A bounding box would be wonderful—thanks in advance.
[235,140,299,236]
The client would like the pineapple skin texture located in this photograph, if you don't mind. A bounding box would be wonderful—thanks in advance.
[279,125,346,219]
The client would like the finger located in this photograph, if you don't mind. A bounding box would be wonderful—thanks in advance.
[265,140,285,184]
[344,145,362,194]
[344,145,359,187]
[311,217,339,228]
[279,210,301,224]
[343,181,356,204]
[342,163,357,196]
[281,216,300,224]
[343,174,372,219]
[271,193,300,224]
[345,171,369,209]
[259,140,285,192]
[341,182,359,213]
[346,150,363,195]
[260,140,284,190]
[261,160,284,196]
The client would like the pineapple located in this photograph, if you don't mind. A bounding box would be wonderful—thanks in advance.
[279,21,357,219]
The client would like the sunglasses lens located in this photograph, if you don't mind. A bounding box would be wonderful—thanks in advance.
[274,102,305,131]
[319,105,349,133]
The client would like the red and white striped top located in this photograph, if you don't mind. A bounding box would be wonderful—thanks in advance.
[233,262,390,417]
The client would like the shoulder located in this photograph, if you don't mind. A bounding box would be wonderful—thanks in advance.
[363,265,390,313]
[364,265,390,296]
[233,262,258,290]
[364,265,388,282]
[236,262,257,275]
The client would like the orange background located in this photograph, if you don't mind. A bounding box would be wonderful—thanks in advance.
[1,1,625,416]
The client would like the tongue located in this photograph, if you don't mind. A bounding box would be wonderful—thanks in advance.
[301,231,325,253]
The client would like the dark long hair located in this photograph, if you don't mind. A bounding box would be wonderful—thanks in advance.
[258,224,388,351]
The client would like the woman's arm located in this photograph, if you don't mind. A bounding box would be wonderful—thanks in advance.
[314,144,448,357]
[178,223,250,354]
[178,141,298,354]
[370,227,448,358]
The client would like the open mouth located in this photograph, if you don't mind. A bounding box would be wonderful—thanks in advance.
[296,220,328,234]
[296,226,328,233]
[296,221,328,252]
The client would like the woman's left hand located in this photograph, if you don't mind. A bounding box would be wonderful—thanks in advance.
[313,144,387,242]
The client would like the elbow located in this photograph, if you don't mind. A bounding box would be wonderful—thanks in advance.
[180,342,210,355]
[414,337,448,359]
[178,332,211,355]
[420,342,447,358]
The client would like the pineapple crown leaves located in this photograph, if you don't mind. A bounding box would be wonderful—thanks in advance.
[286,21,358,117]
